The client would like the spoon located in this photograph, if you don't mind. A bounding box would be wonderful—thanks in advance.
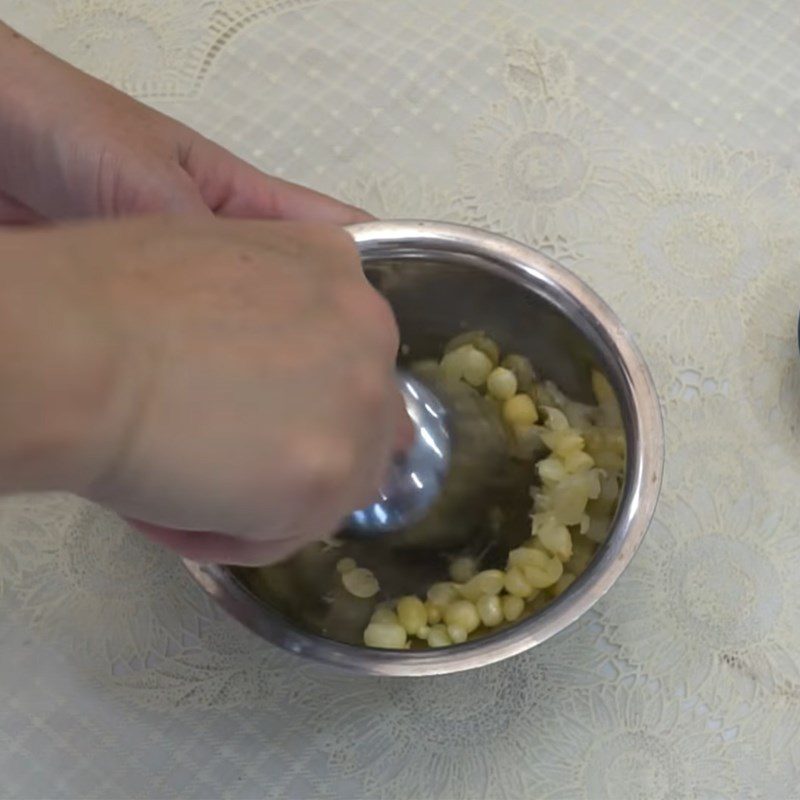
[346,371,451,535]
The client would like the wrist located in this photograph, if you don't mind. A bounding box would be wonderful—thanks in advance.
[0,227,124,495]
[0,23,111,217]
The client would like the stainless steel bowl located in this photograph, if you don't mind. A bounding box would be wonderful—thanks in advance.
[184,220,664,676]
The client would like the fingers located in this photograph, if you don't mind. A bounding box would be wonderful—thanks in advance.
[129,520,306,566]
[224,173,373,225]
[182,138,373,224]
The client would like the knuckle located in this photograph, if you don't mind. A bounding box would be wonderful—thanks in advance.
[331,278,400,358]
[295,433,357,506]
[296,222,360,265]
[367,288,400,336]
[354,285,401,356]
[314,223,360,254]
[348,358,392,416]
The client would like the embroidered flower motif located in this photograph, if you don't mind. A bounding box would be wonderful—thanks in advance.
[11,0,217,96]
[5,499,209,669]
[602,487,800,703]
[292,618,607,800]
[114,606,298,709]
[533,684,742,800]
[458,96,627,254]
[582,147,800,374]
[335,170,458,221]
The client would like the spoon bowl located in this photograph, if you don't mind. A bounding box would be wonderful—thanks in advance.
[346,372,450,535]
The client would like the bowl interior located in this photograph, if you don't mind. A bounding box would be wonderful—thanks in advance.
[234,253,629,632]
[367,255,603,403]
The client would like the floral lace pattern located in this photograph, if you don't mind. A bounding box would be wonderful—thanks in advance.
[287,616,609,800]
[458,96,628,258]
[1,0,799,797]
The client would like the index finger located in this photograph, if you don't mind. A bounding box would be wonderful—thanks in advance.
[186,139,374,225]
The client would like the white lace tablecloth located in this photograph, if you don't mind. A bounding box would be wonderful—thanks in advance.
[1,1,799,797]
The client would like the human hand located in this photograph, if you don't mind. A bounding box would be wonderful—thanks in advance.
[0,22,368,225]
[0,217,405,564]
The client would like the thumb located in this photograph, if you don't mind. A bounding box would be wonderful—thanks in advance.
[128,519,303,566]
